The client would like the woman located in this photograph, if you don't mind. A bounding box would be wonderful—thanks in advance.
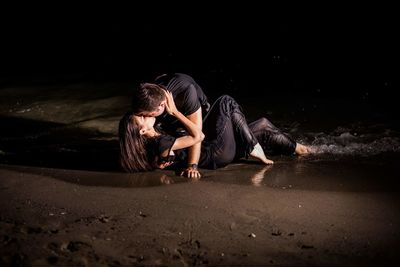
[119,91,311,174]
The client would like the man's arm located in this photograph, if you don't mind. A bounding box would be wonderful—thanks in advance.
[182,107,203,179]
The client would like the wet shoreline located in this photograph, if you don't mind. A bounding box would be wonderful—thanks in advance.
[1,164,400,266]
[1,83,400,266]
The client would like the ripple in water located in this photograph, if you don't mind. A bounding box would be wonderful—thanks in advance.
[300,125,400,156]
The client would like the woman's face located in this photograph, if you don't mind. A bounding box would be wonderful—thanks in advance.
[133,115,156,137]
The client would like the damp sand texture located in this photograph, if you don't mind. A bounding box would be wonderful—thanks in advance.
[1,83,400,266]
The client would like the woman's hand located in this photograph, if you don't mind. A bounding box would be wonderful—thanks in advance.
[164,90,178,116]
[157,161,173,169]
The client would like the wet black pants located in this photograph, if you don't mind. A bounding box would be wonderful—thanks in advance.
[201,95,296,168]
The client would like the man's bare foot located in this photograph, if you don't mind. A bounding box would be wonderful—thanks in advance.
[295,143,313,155]
[250,143,274,164]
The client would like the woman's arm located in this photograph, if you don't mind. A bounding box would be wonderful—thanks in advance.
[164,91,205,151]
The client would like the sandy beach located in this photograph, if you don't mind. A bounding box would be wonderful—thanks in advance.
[1,161,400,266]
[2,5,400,265]
[1,82,400,266]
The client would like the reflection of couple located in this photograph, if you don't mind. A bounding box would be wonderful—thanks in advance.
[119,73,311,178]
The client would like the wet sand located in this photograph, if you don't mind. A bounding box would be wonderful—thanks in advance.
[1,82,400,266]
[1,160,400,266]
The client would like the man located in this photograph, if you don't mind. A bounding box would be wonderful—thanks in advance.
[131,73,210,178]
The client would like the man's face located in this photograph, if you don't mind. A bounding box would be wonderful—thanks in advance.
[137,101,166,117]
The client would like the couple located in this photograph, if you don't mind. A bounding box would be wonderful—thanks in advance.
[119,73,311,178]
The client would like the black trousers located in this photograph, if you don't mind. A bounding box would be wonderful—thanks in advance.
[200,95,296,169]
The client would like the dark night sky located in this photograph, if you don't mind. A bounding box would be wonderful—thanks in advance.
[0,4,398,102]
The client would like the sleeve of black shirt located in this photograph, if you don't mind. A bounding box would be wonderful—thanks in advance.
[156,135,176,156]
[180,83,201,116]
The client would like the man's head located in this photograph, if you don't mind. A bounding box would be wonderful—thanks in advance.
[131,83,167,117]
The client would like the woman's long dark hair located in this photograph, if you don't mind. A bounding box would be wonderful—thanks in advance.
[118,111,155,172]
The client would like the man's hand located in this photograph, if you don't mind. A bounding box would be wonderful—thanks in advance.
[181,166,201,179]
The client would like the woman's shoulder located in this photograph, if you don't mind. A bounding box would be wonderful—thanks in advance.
[153,134,176,152]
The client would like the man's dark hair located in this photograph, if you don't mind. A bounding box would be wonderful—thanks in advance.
[131,83,166,114]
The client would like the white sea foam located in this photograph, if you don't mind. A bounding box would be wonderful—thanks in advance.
[300,128,400,156]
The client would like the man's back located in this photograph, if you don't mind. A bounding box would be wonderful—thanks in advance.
[154,73,210,135]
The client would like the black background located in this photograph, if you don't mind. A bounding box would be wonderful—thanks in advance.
[0,4,398,106]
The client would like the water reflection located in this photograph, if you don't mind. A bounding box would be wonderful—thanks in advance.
[203,162,275,187]
[3,152,399,192]
[203,155,400,192]
[1,165,187,188]
[250,165,273,187]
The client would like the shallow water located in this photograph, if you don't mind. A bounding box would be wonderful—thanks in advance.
[1,82,399,191]
[2,152,399,193]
